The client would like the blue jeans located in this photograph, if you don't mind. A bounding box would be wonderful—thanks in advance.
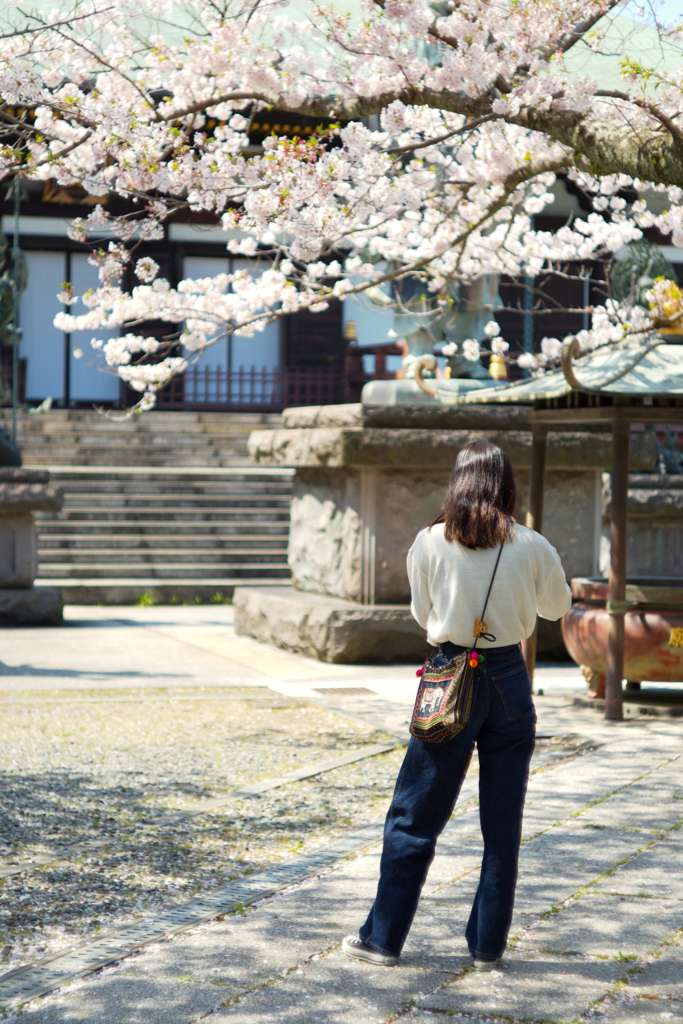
[359,642,535,961]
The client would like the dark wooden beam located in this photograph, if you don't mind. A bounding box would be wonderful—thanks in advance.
[604,417,630,721]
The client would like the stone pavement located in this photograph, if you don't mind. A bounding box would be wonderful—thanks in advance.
[2,605,683,1024]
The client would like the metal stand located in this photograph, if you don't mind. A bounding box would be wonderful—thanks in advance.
[605,418,630,720]
[521,423,548,681]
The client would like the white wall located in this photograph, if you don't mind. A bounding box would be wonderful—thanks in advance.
[21,250,66,402]
[20,247,285,405]
[230,258,281,372]
[182,256,230,370]
[182,256,282,373]
[69,253,120,402]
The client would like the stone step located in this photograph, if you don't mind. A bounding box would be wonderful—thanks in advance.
[43,470,291,481]
[8,422,265,437]
[58,500,291,513]
[53,497,291,507]
[5,424,255,437]
[24,458,251,469]
[38,534,288,549]
[16,438,253,452]
[42,509,291,522]
[25,457,249,468]
[45,473,290,484]
[41,467,291,478]
[21,447,249,462]
[12,434,247,445]
[37,563,290,579]
[35,579,284,604]
[20,451,249,464]
[38,548,288,565]
[0,410,280,426]
[21,436,252,444]
[18,436,250,445]
[35,521,289,535]
[51,490,291,501]
[54,481,292,494]
[21,446,250,455]
[59,484,291,496]
[39,546,287,562]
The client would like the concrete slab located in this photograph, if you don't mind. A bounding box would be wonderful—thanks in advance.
[211,947,448,1023]
[420,835,483,892]
[603,997,683,1024]
[517,894,683,958]
[576,783,683,833]
[116,897,374,993]
[594,832,683,900]
[628,943,683,999]
[525,778,638,815]
[21,975,224,1024]
[507,829,657,929]
[117,857,388,990]
[423,953,628,1022]
[398,905,474,970]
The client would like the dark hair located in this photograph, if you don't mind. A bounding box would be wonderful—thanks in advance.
[430,441,517,549]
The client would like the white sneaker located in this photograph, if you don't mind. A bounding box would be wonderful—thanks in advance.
[472,957,500,970]
[342,936,398,966]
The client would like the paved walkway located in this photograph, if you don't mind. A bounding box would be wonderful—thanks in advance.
[2,606,683,1024]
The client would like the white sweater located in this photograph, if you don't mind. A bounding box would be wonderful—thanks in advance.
[407,523,572,648]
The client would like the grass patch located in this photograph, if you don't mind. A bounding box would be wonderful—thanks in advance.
[134,590,232,607]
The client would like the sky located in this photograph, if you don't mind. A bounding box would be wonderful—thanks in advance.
[623,0,683,24]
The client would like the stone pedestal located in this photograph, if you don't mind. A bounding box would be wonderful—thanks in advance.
[234,586,428,663]
[238,403,655,662]
[0,469,64,625]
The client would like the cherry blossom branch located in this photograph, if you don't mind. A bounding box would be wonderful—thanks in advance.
[385,114,501,155]
[143,88,683,189]
[596,90,683,143]
[0,6,114,41]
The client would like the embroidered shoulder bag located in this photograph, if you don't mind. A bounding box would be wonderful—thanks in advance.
[409,544,504,743]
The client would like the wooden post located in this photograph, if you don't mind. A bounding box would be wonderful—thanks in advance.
[521,423,548,681]
[605,417,629,721]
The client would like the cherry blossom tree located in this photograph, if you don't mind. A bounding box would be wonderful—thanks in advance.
[0,0,682,407]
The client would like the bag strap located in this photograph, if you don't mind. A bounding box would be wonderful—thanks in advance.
[472,544,504,650]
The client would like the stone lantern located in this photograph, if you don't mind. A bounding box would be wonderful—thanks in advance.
[0,468,63,624]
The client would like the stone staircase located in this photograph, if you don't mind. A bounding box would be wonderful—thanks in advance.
[0,410,293,604]
[0,408,280,467]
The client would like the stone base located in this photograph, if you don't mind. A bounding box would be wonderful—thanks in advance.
[234,585,430,663]
[234,585,568,664]
[0,586,63,625]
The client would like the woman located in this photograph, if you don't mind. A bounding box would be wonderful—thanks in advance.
[343,440,571,969]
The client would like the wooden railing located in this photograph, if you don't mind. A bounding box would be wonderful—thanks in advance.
[343,342,403,403]
[157,365,343,411]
